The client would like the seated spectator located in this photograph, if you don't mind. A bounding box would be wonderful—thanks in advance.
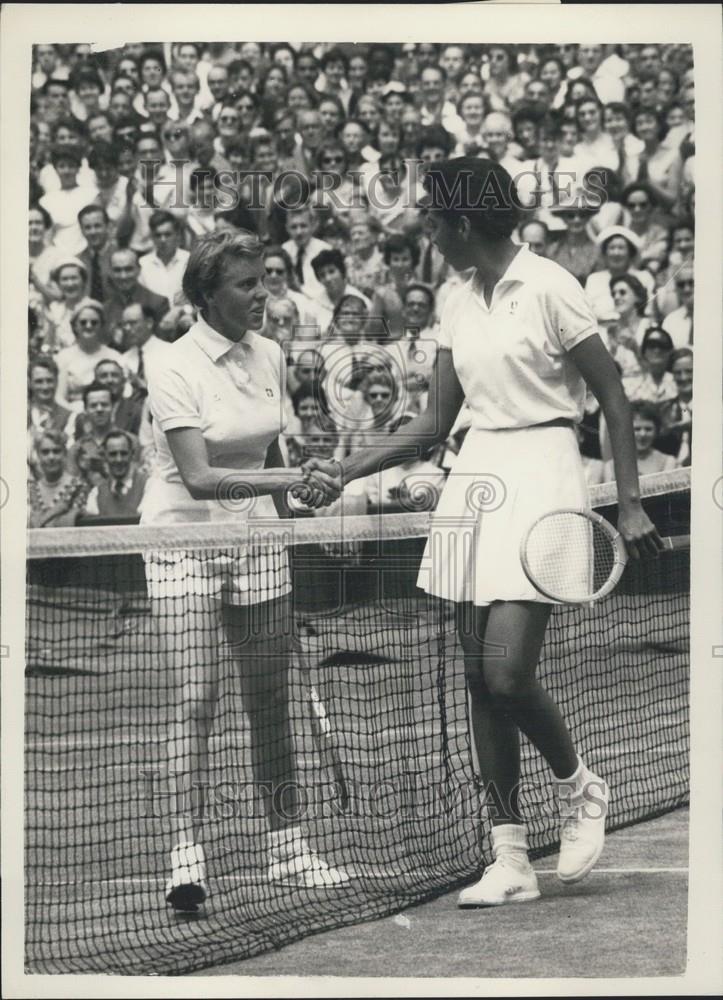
[631,106,683,213]
[55,299,123,411]
[595,306,640,378]
[319,293,378,392]
[120,302,174,388]
[609,273,654,351]
[515,113,587,224]
[519,220,550,257]
[283,382,335,466]
[482,45,529,112]
[547,192,600,284]
[622,326,677,404]
[104,248,170,349]
[622,182,669,265]
[601,101,646,184]
[450,92,488,156]
[37,117,96,194]
[83,430,148,517]
[481,111,525,177]
[603,400,678,480]
[309,248,371,334]
[27,428,90,528]
[657,347,693,465]
[652,217,694,320]
[92,357,145,436]
[365,412,447,512]
[261,246,321,335]
[583,165,630,240]
[44,257,89,352]
[27,356,74,478]
[88,141,129,232]
[39,144,98,256]
[511,104,543,161]
[28,204,65,310]
[661,263,694,347]
[77,204,118,302]
[281,205,332,300]
[368,233,420,343]
[584,225,655,317]
[137,210,189,307]
[382,283,439,405]
[343,215,386,299]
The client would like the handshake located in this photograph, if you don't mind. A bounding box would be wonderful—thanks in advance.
[289,458,344,509]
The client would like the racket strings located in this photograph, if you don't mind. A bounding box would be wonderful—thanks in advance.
[524,512,618,602]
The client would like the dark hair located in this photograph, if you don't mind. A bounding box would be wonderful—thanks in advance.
[29,203,53,229]
[50,143,82,168]
[584,165,624,204]
[423,157,520,239]
[403,283,435,310]
[78,203,109,226]
[315,140,348,171]
[87,140,118,171]
[630,399,662,433]
[82,380,113,406]
[321,46,349,73]
[609,273,647,316]
[603,101,633,128]
[669,216,694,238]
[539,55,565,80]
[331,292,369,325]
[290,381,334,429]
[140,48,167,76]
[622,181,658,209]
[29,355,59,380]
[270,43,297,67]
[42,77,71,95]
[311,248,346,279]
[415,124,455,158]
[383,233,421,268]
[71,64,104,93]
[538,111,564,140]
[512,104,545,131]
[52,116,85,139]
[149,209,181,234]
[182,230,263,313]
[633,106,668,141]
[641,326,674,354]
[263,244,295,280]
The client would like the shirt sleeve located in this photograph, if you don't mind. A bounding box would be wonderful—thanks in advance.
[436,287,459,351]
[547,271,599,352]
[149,363,202,431]
[84,486,99,515]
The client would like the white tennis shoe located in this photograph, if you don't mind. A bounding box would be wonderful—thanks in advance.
[268,830,350,888]
[458,856,541,908]
[556,758,610,884]
[165,842,207,913]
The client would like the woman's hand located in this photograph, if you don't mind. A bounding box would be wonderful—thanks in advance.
[617,503,665,560]
[299,457,343,508]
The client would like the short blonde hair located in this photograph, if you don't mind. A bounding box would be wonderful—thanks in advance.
[182,229,263,314]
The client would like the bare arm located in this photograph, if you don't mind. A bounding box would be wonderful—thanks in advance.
[339,348,465,485]
[568,334,663,558]
[265,436,294,518]
[166,426,302,502]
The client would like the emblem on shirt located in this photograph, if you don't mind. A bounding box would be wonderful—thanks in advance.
[265,388,274,397]
[509,300,518,315]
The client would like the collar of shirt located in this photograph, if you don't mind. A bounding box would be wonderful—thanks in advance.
[111,471,135,495]
[146,249,185,270]
[190,314,254,363]
[469,244,533,301]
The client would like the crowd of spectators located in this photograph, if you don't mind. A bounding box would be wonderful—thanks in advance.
[26,41,695,527]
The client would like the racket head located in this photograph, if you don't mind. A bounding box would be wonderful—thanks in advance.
[520,508,628,605]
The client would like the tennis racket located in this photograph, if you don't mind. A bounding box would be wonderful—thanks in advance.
[520,508,689,605]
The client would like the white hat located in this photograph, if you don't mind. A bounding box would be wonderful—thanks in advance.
[595,225,643,252]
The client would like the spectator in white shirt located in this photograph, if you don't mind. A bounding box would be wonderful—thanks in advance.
[168,69,206,126]
[138,210,190,306]
[662,264,694,348]
[281,205,332,299]
[309,249,371,334]
[569,45,625,105]
[481,112,525,180]
[37,118,97,194]
[418,65,464,135]
[121,302,174,389]
[206,65,231,121]
[39,145,98,256]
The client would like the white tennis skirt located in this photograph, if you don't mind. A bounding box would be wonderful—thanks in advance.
[416,423,591,606]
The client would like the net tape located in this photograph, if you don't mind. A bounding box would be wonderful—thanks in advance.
[27,467,691,558]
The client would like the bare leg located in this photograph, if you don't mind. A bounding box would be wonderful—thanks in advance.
[457,600,578,826]
[152,594,221,846]
[223,596,297,832]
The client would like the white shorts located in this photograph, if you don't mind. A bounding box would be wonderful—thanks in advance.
[417,423,591,606]
[144,544,291,606]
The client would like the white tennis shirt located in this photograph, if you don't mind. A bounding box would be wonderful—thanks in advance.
[438,245,599,430]
[142,316,288,524]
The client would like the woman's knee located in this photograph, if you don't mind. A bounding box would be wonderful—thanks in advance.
[483,664,535,703]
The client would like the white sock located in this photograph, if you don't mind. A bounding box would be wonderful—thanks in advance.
[171,841,205,869]
[555,755,591,802]
[490,824,531,870]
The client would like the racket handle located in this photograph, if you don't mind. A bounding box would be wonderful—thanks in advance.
[662,534,690,550]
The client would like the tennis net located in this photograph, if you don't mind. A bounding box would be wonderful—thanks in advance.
[24,468,690,974]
